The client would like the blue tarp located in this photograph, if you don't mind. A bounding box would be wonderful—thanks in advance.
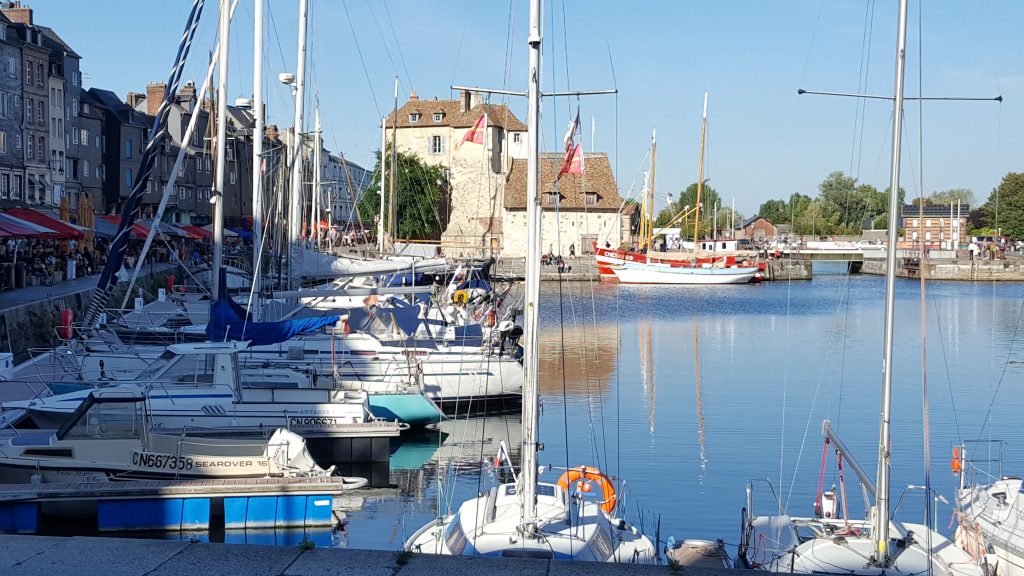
[206,298,339,346]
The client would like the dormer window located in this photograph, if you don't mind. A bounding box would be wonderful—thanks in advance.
[409,112,421,123]
[585,192,598,206]
[433,112,443,123]
[544,193,559,206]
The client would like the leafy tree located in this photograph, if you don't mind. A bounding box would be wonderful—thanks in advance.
[359,146,449,240]
[980,173,1024,238]
[757,198,789,224]
[929,188,975,207]
[674,181,721,218]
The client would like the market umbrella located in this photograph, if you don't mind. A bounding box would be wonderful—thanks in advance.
[77,193,96,250]
[59,196,70,222]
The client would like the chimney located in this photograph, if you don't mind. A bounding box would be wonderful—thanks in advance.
[179,81,197,111]
[1,1,32,25]
[146,81,166,117]
[265,124,279,141]
[126,91,144,110]
[460,89,472,112]
[409,90,418,102]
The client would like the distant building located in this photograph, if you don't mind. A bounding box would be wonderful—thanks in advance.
[88,87,146,214]
[324,152,371,227]
[740,215,777,241]
[37,23,80,208]
[0,12,25,205]
[504,152,625,258]
[901,203,969,249]
[386,89,527,255]
[6,8,50,205]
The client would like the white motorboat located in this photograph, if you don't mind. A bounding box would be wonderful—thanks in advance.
[0,388,366,486]
[5,341,403,440]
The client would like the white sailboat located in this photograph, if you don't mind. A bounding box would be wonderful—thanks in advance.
[611,94,759,285]
[735,2,984,575]
[403,0,656,562]
[954,445,1017,576]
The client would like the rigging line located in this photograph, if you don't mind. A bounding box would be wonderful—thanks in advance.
[926,287,961,442]
[974,287,1024,443]
[850,0,876,180]
[798,0,827,83]
[380,1,414,93]
[597,0,618,88]
[363,0,406,96]
[341,0,382,119]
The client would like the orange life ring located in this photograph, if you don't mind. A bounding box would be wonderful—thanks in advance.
[59,309,74,339]
[951,447,962,475]
[556,465,617,514]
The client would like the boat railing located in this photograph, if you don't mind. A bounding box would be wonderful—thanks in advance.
[891,484,949,533]
[959,440,1006,488]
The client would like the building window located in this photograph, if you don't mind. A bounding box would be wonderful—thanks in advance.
[24,60,31,85]
[0,92,6,119]
[72,71,78,86]
[0,173,7,199]
[125,168,133,187]
[408,113,421,123]
[925,219,931,228]
[80,128,88,144]
[125,138,133,159]
[35,63,42,87]
[37,136,44,160]
[544,192,559,206]
[909,219,917,227]
[230,170,236,184]
[513,133,521,144]
[71,99,77,116]
[26,135,32,158]
[0,131,5,153]
[25,98,32,123]
[585,192,598,206]
[12,174,21,199]
[72,129,78,144]
[15,134,21,149]
[433,112,443,123]
[83,160,90,178]
[6,57,15,79]
[430,135,443,155]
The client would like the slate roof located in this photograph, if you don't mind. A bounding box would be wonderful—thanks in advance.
[504,153,622,211]
[901,204,971,217]
[37,25,80,58]
[386,96,526,131]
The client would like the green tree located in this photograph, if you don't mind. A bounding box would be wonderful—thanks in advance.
[981,173,1024,238]
[674,181,721,218]
[929,188,975,207]
[757,198,789,224]
[359,146,449,240]
[817,171,858,229]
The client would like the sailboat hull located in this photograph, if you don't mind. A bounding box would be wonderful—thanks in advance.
[612,263,758,284]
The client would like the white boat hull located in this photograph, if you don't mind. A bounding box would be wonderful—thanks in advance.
[612,263,758,284]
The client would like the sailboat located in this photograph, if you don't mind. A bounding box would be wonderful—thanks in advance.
[609,95,759,285]
[735,2,984,574]
[954,444,1016,576]
[403,0,656,562]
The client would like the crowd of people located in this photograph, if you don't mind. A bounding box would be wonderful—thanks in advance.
[0,238,112,289]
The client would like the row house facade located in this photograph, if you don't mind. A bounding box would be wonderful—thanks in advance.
[39,24,81,208]
[88,87,145,214]
[13,22,49,205]
[0,12,24,204]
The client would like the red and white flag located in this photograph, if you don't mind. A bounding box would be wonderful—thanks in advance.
[558,110,583,180]
[457,113,487,150]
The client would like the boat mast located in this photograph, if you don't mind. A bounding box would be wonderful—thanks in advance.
[251,0,264,320]
[691,92,708,254]
[519,0,543,536]
[211,0,231,298]
[287,0,309,288]
[313,104,322,247]
[378,116,386,252]
[646,130,656,251]
[872,0,909,566]
[388,76,399,250]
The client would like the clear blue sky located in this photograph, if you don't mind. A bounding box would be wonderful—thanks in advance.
[26,0,1023,217]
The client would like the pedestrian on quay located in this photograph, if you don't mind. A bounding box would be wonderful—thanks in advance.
[569,243,575,258]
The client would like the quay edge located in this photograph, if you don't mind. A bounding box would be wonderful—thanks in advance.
[0,533,750,576]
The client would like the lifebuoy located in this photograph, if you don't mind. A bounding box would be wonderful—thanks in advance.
[59,309,73,339]
[453,290,469,306]
[951,447,962,475]
[486,309,496,328]
[556,465,617,514]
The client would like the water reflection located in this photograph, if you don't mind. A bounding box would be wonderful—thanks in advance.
[537,323,617,396]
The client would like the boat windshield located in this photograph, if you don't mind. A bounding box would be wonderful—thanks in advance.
[136,350,222,384]
[58,397,144,440]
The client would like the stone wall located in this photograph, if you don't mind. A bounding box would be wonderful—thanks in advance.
[501,208,622,258]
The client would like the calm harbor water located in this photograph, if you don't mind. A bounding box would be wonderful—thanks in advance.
[141,265,1024,551]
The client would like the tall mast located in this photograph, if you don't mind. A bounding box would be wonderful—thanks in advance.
[211,0,230,298]
[647,129,657,251]
[388,77,399,249]
[312,104,322,247]
[519,0,543,534]
[250,0,264,320]
[377,116,386,252]
[287,0,309,287]
[873,0,909,566]
[691,91,708,253]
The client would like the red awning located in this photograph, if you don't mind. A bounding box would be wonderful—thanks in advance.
[4,208,85,240]
[0,213,54,237]
[181,225,211,239]
[100,215,148,239]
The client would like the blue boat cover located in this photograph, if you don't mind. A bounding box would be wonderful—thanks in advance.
[206,298,340,346]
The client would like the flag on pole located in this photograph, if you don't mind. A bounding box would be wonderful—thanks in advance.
[558,110,583,180]
[456,113,487,150]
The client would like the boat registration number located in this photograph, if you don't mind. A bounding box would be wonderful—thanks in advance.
[132,451,195,471]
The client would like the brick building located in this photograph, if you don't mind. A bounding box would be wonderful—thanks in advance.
[901,203,969,249]
[740,216,778,241]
